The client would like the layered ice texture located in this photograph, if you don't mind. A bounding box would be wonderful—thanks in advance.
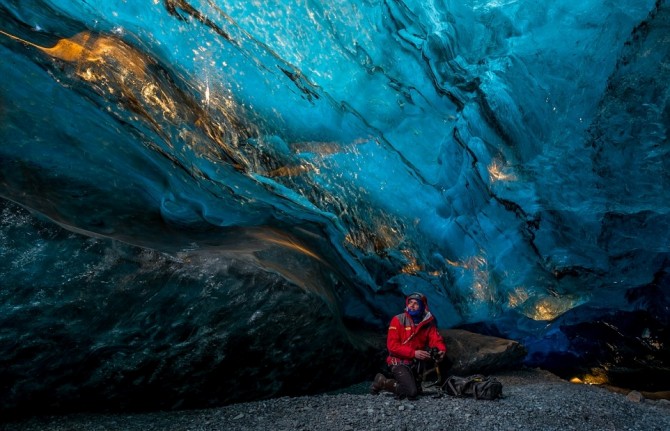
[0,0,668,415]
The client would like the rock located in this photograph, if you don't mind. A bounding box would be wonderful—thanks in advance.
[640,389,670,401]
[627,391,643,403]
[439,329,527,376]
[601,384,670,401]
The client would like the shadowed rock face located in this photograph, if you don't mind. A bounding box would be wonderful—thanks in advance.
[0,201,385,418]
[440,329,527,376]
[1,0,669,418]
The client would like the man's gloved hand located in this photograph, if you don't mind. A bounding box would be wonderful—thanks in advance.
[414,349,432,360]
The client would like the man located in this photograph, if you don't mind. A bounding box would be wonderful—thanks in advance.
[371,292,446,399]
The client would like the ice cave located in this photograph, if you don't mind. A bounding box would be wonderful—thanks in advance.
[0,0,668,417]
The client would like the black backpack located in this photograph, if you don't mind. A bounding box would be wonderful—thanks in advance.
[442,374,503,400]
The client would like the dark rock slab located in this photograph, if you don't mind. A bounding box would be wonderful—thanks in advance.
[440,329,527,376]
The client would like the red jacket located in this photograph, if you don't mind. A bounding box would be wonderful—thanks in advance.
[386,300,446,366]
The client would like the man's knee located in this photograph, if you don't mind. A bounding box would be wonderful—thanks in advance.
[398,384,419,399]
[392,365,419,399]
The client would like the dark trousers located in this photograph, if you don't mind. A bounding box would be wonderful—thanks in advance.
[391,364,421,399]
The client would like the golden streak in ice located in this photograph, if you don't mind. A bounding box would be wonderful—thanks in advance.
[0,29,251,171]
[487,160,516,182]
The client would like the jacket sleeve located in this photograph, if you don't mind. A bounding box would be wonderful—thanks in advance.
[427,324,447,352]
[386,316,416,360]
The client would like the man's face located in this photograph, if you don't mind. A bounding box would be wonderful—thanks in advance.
[407,298,421,311]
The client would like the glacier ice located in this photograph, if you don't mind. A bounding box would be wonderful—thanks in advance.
[0,0,668,416]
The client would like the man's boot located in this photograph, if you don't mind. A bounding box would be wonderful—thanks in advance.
[370,373,398,395]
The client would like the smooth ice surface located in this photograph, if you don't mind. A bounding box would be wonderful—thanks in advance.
[1,0,668,415]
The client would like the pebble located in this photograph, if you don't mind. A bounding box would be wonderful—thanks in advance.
[3,369,669,431]
[626,391,643,403]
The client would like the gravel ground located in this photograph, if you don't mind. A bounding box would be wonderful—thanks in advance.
[3,369,669,431]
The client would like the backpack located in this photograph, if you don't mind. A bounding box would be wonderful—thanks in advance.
[442,374,503,400]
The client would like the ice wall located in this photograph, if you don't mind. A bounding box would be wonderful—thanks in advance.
[0,0,668,416]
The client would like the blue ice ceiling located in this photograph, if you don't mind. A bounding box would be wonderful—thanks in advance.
[1,0,669,415]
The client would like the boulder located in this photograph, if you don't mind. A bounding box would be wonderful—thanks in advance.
[439,329,527,376]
